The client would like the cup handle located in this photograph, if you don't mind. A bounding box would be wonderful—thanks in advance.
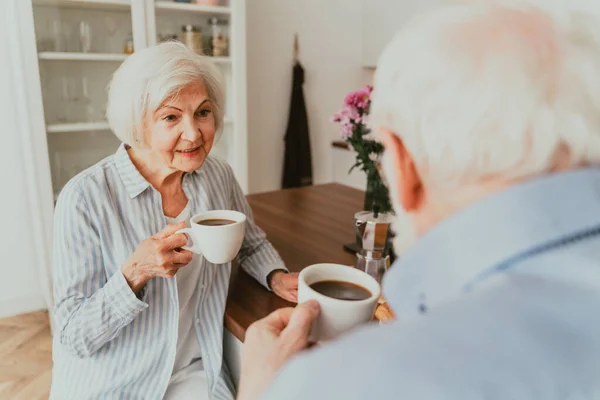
[176,228,203,254]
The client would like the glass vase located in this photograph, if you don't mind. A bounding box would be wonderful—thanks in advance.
[363,171,392,213]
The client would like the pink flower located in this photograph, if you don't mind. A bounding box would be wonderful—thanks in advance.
[343,85,372,110]
[347,107,360,123]
[332,85,374,140]
[340,123,353,139]
[361,114,369,125]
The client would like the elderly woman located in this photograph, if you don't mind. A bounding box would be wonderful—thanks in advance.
[50,42,298,400]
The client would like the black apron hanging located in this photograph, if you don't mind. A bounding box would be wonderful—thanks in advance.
[282,61,313,189]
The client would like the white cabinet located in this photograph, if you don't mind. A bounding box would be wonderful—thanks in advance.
[27,0,248,200]
[361,0,441,67]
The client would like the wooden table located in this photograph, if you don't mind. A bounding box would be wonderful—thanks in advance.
[224,183,363,341]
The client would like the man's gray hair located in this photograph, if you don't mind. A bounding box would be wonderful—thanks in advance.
[371,1,600,189]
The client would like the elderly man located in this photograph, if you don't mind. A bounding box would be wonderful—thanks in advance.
[237,2,600,399]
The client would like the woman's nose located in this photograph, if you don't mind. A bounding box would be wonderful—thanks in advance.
[181,117,202,142]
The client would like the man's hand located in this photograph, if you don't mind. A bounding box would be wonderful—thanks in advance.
[237,300,320,400]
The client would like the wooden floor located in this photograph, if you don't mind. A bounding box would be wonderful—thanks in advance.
[0,311,52,400]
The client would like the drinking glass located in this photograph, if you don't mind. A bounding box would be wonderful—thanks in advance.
[81,77,96,122]
[48,19,64,52]
[79,21,92,53]
[57,76,70,122]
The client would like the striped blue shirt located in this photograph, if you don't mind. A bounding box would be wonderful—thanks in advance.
[50,143,286,400]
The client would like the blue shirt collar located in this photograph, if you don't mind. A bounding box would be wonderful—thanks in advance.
[114,143,151,199]
[383,167,600,320]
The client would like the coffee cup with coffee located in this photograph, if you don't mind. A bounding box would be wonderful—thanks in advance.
[298,263,381,342]
[176,210,246,264]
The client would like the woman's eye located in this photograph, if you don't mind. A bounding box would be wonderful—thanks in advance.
[163,114,177,122]
[196,109,212,118]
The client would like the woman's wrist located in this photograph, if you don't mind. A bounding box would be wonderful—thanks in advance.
[267,269,288,290]
[121,261,149,294]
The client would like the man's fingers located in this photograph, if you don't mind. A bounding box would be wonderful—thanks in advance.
[155,222,186,239]
[253,307,295,335]
[279,300,320,351]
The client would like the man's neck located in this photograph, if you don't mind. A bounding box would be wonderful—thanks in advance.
[416,178,516,237]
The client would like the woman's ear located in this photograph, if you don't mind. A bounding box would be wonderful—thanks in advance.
[378,129,425,212]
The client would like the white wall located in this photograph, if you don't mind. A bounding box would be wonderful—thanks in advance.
[246,0,371,194]
[0,0,54,318]
[0,125,48,318]
[361,0,442,67]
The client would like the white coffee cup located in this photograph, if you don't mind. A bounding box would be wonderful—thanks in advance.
[176,210,246,264]
[298,263,381,342]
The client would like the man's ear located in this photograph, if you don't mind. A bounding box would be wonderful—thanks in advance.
[379,129,424,212]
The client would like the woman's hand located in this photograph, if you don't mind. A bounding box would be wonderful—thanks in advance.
[268,271,299,303]
[122,222,193,294]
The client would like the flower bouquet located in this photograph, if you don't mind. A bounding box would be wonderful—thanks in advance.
[332,85,391,213]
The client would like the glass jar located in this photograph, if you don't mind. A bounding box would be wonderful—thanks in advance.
[124,33,134,54]
[209,18,229,57]
[158,33,178,43]
[182,24,203,54]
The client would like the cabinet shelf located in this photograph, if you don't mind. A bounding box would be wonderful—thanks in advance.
[32,0,131,12]
[47,122,111,133]
[38,52,129,61]
[212,57,231,64]
[154,1,231,16]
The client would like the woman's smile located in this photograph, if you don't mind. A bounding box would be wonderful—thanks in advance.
[175,145,204,158]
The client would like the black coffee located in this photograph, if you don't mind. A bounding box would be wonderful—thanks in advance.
[196,218,236,226]
[309,280,371,301]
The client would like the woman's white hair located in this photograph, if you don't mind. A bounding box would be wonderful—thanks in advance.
[370,1,600,190]
[106,41,225,147]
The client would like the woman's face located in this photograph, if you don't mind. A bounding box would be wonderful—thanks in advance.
[145,82,216,173]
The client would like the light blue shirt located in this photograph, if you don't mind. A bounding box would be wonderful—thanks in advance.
[264,168,600,399]
[50,144,286,400]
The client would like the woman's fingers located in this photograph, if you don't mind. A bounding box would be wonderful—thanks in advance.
[162,232,189,250]
[158,262,186,278]
[154,221,186,239]
[287,290,298,303]
[283,273,299,290]
[155,248,193,278]
[171,249,193,265]
[283,290,298,303]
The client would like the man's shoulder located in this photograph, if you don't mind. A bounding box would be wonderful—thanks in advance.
[263,276,600,400]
